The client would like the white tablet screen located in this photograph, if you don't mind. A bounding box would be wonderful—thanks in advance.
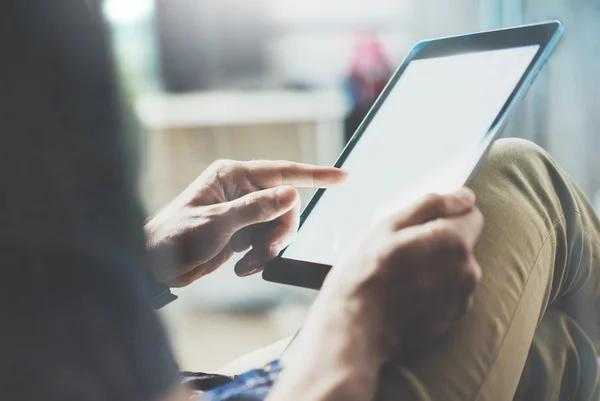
[283,45,539,266]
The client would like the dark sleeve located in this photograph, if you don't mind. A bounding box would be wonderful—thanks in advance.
[148,275,179,309]
[0,246,182,401]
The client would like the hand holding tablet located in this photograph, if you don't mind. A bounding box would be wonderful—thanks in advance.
[263,21,563,289]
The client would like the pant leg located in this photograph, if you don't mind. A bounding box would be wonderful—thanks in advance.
[376,138,600,401]
[216,138,600,400]
[513,308,600,401]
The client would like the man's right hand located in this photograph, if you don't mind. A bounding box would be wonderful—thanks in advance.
[269,189,484,401]
[297,188,484,365]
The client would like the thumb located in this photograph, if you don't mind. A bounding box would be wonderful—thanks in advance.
[392,188,476,230]
[216,186,299,232]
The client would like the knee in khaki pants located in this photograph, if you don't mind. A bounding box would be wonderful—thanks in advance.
[377,138,600,401]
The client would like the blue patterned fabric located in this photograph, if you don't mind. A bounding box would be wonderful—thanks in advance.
[200,361,282,401]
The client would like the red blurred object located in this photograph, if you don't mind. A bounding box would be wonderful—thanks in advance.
[344,32,393,142]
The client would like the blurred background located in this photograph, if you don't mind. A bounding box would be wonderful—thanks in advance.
[102,0,600,372]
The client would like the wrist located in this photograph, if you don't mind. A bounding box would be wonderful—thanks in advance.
[269,364,374,401]
[273,345,378,401]
[142,222,178,306]
[272,298,384,401]
[144,213,167,250]
[143,213,180,285]
[308,295,386,364]
[306,281,389,362]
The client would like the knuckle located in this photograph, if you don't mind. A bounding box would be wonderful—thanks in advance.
[275,160,294,184]
[375,238,401,271]
[210,159,232,172]
[434,225,469,261]
[422,193,447,214]
[429,222,451,243]
[210,159,237,179]
[253,192,279,219]
[272,187,286,209]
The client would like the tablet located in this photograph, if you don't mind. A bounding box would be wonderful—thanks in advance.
[263,21,563,290]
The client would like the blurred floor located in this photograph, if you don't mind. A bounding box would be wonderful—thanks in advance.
[160,304,304,373]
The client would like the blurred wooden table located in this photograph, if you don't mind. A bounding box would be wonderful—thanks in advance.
[135,89,348,214]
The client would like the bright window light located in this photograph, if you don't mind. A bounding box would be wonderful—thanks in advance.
[103,0,154,24]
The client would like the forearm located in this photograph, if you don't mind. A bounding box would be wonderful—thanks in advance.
[269,344,378,401]
[267,299,383,401]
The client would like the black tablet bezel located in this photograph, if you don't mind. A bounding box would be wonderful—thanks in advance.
[263,21,563,290]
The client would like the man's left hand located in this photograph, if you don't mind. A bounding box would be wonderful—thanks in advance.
[145,160,347,287]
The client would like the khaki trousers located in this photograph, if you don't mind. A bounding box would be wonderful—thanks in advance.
[220,139,600,401]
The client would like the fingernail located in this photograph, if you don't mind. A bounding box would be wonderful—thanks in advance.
[240,260,262,277]
[270,243,282,258]
[238,268,254,278]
